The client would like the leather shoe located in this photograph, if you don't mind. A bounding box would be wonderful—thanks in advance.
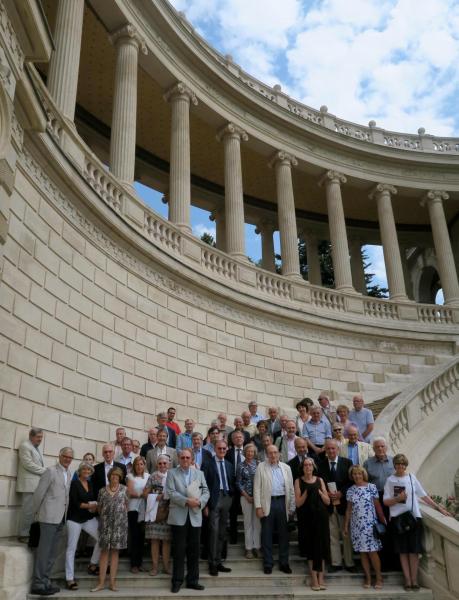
[217,564,231,573]
[280,564,292,574]
[264,566,272,574]
[209,566,218,576]
[328,565,343,573]
[186,583,205,590]
[345,566,357,573]
[171,583,182,593]
[30,589,54,596]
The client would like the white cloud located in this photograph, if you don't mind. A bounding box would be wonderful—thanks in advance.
[192,223,216,238]
[170,0,459,135]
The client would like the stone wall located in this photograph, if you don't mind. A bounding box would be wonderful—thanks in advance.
[0,150,455,537]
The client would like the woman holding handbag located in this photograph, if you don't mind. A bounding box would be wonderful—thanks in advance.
[383,453,451,591]
[144,455,172,575]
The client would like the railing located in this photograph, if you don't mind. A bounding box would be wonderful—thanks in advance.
[25,66,459,331]
[167,4,459,155]
[420,505,459,600]
[374,357,459,453]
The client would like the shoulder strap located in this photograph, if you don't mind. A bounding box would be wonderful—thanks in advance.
[409,474,414,512]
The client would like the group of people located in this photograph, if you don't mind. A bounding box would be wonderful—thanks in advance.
[18,398,452,595]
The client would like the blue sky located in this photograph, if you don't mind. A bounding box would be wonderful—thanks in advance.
[137,1,458,301]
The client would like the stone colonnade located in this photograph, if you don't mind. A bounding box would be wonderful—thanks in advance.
[44,2,459,306]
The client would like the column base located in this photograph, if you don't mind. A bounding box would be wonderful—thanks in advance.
[176,223,192,233]
[335,284,357,294]
[390,294,410,302]
[444,298,459,307]
[229,252,249,262]
[283,272,303,280]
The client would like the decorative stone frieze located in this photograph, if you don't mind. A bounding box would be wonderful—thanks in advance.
[216,123,248,259]
[319,170,354,293]
[109,25,147,186]
[369,183,408,301]
[269,151,301,279]
[422,190,459,306]
[164,82,198,232]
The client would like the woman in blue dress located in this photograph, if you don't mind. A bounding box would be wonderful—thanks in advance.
[344,465,386,590]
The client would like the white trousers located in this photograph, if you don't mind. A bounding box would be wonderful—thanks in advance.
[329,510,354,567]
[65,518,101,581]
[240,496,261,550]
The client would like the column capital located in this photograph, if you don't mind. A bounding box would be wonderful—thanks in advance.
[318,169,347,187]
[255,220,276,235]
[422,189,450,206]
[268,150,297,169]
[216,122,248,143]
[110,24,148,54]
[163,81,198,106]
[369,183,397,199]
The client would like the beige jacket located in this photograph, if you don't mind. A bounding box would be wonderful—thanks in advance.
[253,460,295,518]
[16,440,46,493]
[32,464,71,524]
[339,440,374,466]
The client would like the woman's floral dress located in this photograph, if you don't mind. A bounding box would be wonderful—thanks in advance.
[346,483,381,552]
[97,485,128,550]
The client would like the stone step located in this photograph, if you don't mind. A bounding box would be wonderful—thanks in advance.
[28,582,433,599]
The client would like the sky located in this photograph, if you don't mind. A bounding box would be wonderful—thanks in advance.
[137,0,457,301]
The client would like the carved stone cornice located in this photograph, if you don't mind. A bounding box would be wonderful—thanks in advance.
[268,150,297,169]
[422,190,450,206]
[216,122,248,143]
[368,183,398,199]
[163,81,198,105]
[109,24,148,54]
[318,170,347,187]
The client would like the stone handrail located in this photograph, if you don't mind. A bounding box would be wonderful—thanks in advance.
[420,505,459,600]
[28,66,459,330]
[171,7,459,155]
[374,357,459,452]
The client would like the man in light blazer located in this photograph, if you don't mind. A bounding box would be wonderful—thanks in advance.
[254,445,295,574]
[339,425,374,466]
[16,427,46,542]
[167,448,210,593]
[275,420,299,463]
[146,428,178,473]
[31,447,74,596]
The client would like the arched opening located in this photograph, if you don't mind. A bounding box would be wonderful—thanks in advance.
[418,266,440,304]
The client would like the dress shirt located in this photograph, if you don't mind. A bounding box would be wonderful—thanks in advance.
[364,455,394,492]
[180,467,192,487]
[193,447,203,467]
[328,460,338,479]
[303,419,332,444]
[286,437,296,461]
[347,443,359,465]
[176,432,193,451]
[232,447,244,475]
[249,412,266,424]
[104,462,114,485]
[156,445,168,456]
[215,457,229,491]
[203,442,216,456]
[348,408,374,442]
[118,452,135,467]
[57,463,69,486]
[270,464,286,496]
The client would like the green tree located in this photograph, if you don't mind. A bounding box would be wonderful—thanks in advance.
[200,232,216,247]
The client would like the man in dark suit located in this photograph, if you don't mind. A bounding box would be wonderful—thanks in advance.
[317,439,354,572]
[201,439,235,576]
[225,431,245,544]
[227,418,250,447]
[93,444,127,500]
[287,437,308,481]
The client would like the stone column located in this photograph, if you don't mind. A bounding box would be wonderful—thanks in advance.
[164,82,198,232]
[47,0,85,121]
[423,190,459,305]
[269,151,301,278]
[349,239,367,294]
[319,170,354,292]
[303,233,322,286]
[209,209,226,252]
[109,25,146,186]
[399,241,414,300]
[255,221,276,272]
[217,123,248,260]
[370,184,407,301]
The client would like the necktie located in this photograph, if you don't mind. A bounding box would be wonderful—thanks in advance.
[330,462,336,481]
[219,460,228,493]
[236,448,242,473]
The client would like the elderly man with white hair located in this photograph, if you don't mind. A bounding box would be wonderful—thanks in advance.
[339,425,374,466]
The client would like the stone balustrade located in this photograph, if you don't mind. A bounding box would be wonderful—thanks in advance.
[26,68,459,331]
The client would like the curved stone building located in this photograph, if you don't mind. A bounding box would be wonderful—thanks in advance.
[0,1,458,598]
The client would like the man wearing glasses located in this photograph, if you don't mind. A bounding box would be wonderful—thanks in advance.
[167,448,210,593]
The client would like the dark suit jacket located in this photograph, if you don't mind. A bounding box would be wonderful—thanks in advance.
[202,457,236,510]
[93,461,127,500]
[288,455,308,481]
[317,455,352,515]
[195,448,213,469]
[140,441,155,458]
[227,430,250,447]
[225,446,245,482]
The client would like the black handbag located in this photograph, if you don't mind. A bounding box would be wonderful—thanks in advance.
[373,521,386,539]
[392,475,417,534]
